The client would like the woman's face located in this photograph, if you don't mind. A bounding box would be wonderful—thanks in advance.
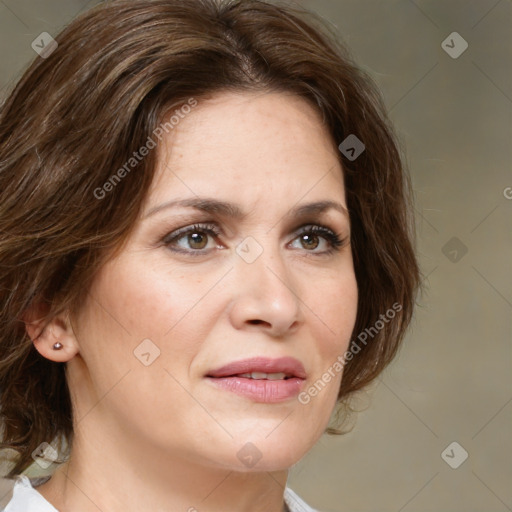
[69,91,358,471]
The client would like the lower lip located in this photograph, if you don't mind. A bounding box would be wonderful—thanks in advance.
[206,376,305,402]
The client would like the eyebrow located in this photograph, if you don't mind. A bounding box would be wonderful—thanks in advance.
[144,197,349,220]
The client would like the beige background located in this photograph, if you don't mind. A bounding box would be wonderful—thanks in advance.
[1,1,511,511]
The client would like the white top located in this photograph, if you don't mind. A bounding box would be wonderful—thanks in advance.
[1,475,319,512]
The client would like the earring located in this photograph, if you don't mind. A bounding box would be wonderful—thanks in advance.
[52,342,63,350]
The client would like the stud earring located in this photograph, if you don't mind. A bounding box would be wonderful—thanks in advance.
[52,342,63,350]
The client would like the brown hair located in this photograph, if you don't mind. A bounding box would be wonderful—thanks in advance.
[0,0,421,477]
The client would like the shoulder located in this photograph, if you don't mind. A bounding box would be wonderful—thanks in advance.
[0,474,57,512]
[284,486,323,512]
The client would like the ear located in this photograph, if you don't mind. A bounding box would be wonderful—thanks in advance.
[23,302,79,363]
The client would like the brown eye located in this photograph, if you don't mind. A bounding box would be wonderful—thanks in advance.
[187,231,209,250]
[290,225,347,255]
[300,233,320,251]
[163,223,222,255]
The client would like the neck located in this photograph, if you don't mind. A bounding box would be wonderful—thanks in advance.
[36,427,289,512]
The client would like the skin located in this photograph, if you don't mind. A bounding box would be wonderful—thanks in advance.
[26,90,358,512]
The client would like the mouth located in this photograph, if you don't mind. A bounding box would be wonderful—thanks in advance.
[232,371,294,380]
[206,356,307,379]
[205,357,306,403]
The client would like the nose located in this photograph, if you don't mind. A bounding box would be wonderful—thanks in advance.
[228,240,302,337]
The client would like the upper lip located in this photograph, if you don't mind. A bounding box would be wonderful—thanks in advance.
[206,356,307,379]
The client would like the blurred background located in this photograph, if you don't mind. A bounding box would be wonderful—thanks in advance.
[0,1,510,511]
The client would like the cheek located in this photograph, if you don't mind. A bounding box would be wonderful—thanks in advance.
[72,259,214,423]
[88,257,206,338]
[317,272,358,349]
[80,256,226,384]
[306,272,358,400]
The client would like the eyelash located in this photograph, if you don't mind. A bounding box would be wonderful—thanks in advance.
[162,222,347,257]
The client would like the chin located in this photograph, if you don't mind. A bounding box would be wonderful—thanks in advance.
[212,432,316,473]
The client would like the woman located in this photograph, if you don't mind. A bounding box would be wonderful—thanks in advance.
[0,0,420,510]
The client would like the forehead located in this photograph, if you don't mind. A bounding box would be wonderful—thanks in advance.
[145,91,346,215]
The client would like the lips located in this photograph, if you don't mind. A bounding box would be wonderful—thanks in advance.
[205,357,306,403]
[206,356,307,380]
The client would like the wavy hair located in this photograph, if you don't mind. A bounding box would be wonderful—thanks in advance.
[0,0,421,477]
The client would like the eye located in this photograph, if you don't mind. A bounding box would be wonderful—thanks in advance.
[289,225,347,255]
[162,222,348,256]
[163,223,222,255]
